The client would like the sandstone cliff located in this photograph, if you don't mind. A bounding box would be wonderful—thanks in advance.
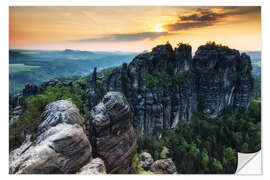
[103,43,253,138]
[88,92,137,173]
[10,42,254,141]
[9,100,92,174]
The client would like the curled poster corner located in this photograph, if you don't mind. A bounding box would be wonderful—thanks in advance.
[235,151,262,175]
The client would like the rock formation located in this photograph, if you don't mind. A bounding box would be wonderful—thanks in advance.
[22,83,39,98]
[192,44,253,117]
[139,152,154,171]
[9,79,74,123]
[104,43,253,138]
[150,159,177,174]
[9,105,22,127]
[8,42,256,175]
[9,100,92,174]
[88,92,137,173]
[77,158,106,174]
[137,152,177,174]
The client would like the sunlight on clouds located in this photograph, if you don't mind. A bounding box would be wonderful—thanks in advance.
[9,6,261,52]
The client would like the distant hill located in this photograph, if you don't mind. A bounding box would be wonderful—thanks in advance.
[9,49,138,94]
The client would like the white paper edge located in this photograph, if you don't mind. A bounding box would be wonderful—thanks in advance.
[236,150,262,175]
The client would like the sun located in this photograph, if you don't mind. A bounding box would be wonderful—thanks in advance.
[155,24,163,32]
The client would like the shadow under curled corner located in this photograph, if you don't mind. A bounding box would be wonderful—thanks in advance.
[235,151,262,175]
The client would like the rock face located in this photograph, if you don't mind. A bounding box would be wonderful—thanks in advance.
[9,105,22,127]
[139,152,154,171]
[88,92,137,173]
[77,158,106,174]
[150,159,177,174]
[192,45,253,117]
[103,43,253,138]
[9,100,92,174]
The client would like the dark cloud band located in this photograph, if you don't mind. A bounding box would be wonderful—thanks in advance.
[164,6,260,31]
[69,32,169,43]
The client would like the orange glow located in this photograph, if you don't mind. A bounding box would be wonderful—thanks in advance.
[9,6,261,52]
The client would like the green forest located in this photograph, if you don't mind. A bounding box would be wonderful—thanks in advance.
[137,98,261,173]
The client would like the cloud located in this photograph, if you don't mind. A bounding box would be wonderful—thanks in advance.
[164,21,214,31]
[69,32,169,43]
[164,7,260,31]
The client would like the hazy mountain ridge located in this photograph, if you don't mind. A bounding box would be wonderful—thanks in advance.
[9,49,138,94]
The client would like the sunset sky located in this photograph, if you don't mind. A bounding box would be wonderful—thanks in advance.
[9,6,261,52]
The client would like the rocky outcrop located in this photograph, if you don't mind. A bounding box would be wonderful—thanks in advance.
[105,43,198,138]
[9,105,22,127]
[22,83,39,98]
[91,67,97,91]
[104,43,253,138]
[138,152,176,174]
[9,79,74,124]
[88,92,137,173]
[11,79,73,106]
[150,159,177,174]
[77,158,106,174]
[139,152,154,171]
[9,100,92,174]
[192,44,253,117]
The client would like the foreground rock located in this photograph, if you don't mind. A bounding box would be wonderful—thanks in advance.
[150,159,177,174]
[77,158,106,174]
[139,152,154,171]
[88,92,137,173]
[9,100,92,174]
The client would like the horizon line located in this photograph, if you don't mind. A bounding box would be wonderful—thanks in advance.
[9,48,262,53]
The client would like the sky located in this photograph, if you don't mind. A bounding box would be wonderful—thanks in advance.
[9,6,261,52]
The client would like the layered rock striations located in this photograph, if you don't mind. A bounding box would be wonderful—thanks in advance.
[88,92,137,173]
[77,158,107,174]
[192,44,253,117]
[103,43,253,138]
[9,100,92,174]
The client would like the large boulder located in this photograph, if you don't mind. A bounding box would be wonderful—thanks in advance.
[77,158,106,174]
[88,92,137,173]
[9,99,92,174]
[139,152,154,171]
[150,159,177,174]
